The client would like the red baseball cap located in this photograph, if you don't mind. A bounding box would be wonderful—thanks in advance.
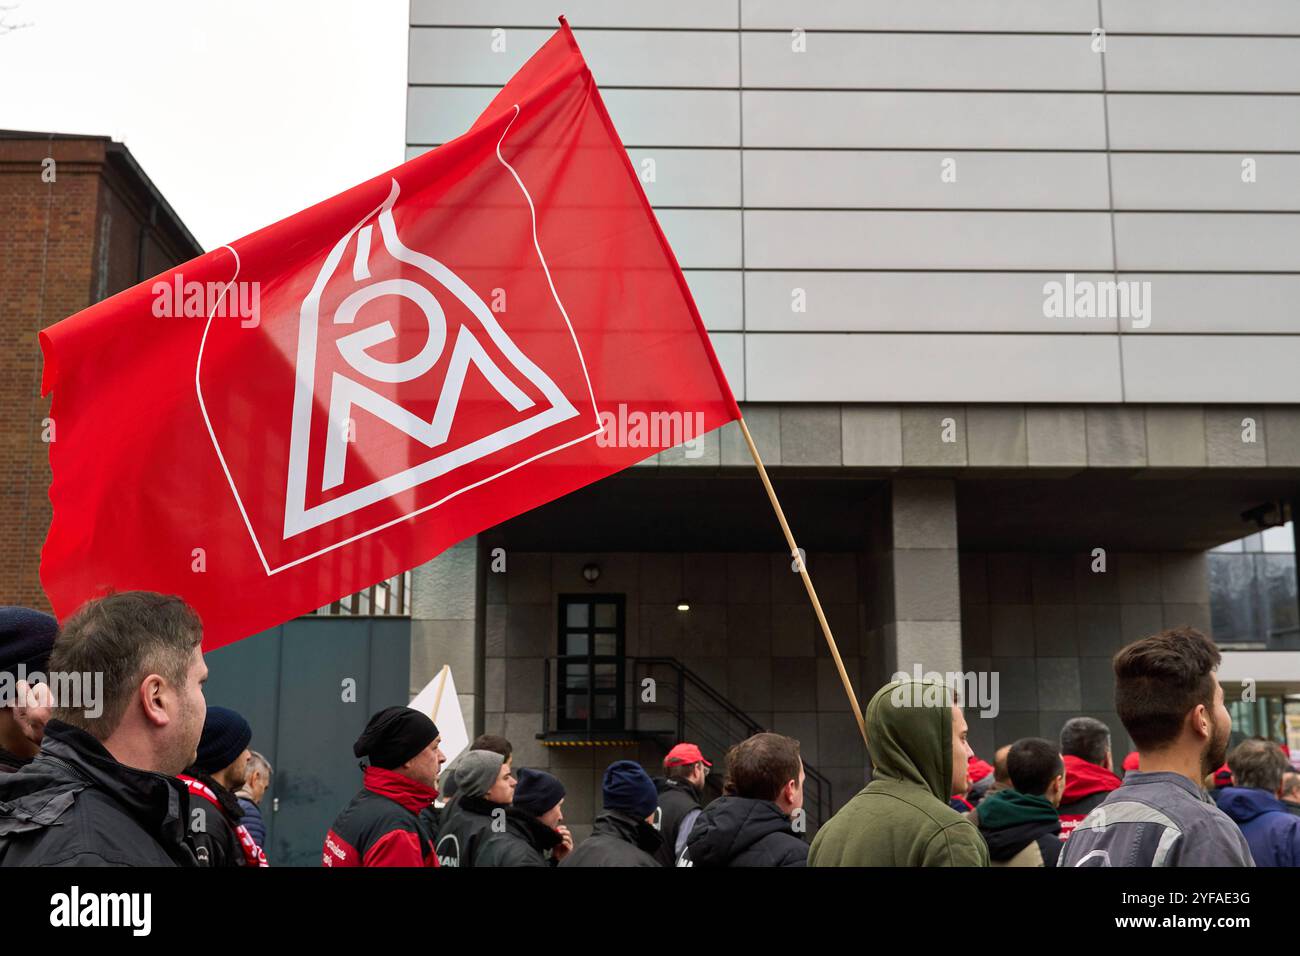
[664,743,712,769]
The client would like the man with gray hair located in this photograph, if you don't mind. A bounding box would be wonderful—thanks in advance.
[236,751,273,855]
[1057,717,1121,840]
[1217,739,1300,866]
[1281,770,1300,817]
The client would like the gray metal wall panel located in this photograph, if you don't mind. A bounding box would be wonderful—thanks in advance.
[1123,336,1300,402]
[406,8,1300,406]
[410,0,738,28]
[409,28,739,87]
[658,210,743,268]
[1114,214,1300,271]
[744,151,1111,209]
[1107,96,1300,150]
[408,87,741,146]
[745,333,1124,402]
[742,0,1097,31]
[1124,275,1300,334]
[709,332,745,399]
[744,272,1117,332]
[629,149,742,206]
[1110,155,1300,211]
[1101,0,1300,34]
[685,271,745,331]
[1105,37,1300,93]
[744,211,1114,270]
[741,33,1102,90]
[743,91,1107,148]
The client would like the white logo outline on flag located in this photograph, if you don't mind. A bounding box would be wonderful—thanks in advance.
[197,105,603,576]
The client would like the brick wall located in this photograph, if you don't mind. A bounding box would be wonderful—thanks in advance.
[0,134,200,609]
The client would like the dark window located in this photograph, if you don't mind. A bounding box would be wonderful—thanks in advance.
[558,594,625,731]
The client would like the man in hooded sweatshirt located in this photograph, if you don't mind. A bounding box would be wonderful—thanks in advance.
[975,737,1065,867]
[808,678,989,867]
[560,761,662,866]
[678,732,807,867]
[1056,716,1122,839]
[1216,738,1300,867]
[434,749,516,867]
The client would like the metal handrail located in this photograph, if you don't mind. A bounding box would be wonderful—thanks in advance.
[540,654,835,828]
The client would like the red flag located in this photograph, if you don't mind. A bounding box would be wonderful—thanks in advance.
[39,20,739,651]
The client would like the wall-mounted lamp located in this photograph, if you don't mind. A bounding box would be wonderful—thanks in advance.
[582,563,601,584]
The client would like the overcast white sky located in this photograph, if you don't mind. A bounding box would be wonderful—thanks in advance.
[1,0,408,250]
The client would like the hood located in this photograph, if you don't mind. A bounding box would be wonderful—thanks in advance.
[977,788,1060,830]
[1061,754,1122,802]
[685,796,799,866]
[865,678,952,802]
[1217,786,1288,824]
[0,720,188,845]
[976,790,1061,861]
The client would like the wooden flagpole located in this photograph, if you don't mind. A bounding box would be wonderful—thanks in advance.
[429,664,450,722]
[738,418,869,748]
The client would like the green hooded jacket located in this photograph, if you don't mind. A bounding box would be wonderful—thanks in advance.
[808,679,990,867]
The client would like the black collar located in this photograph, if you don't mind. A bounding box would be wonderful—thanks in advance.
[38,720,194,861]
[594,809,662,854]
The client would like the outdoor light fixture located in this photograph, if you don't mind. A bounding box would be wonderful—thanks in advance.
[677,601,690,612]
[582,563,600,583]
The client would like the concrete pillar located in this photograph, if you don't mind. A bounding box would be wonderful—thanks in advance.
[885,478,963,679]
[409,536,481,739]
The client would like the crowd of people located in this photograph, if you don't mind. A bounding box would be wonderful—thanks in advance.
[1,591,1297,867]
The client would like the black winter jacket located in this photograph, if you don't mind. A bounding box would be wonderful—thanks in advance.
[435,794,508,868]
[560,809,662,867]
[679,796,808,867]
[474,806,563,866]
[323,766,439,867]
[180,769,250,867]
[653,776,703,868]
[0,720,197,867]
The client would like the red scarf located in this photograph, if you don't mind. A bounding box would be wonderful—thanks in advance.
[179,774,269,868]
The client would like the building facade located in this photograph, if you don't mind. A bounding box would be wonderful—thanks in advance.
[400,0,1300,843]
[0,130,202,608]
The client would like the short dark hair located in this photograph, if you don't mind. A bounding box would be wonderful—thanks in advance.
[723,733,801,802]
[1007,737,1064,796]
[1113,626,1221,752]
[1059,716,1111,766]
[50,592,203,739]
[1229,738,1289,792]
[470,734,512,760]
[667,761,701,781]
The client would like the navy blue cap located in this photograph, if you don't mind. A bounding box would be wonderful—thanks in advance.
[0,607,58,675]
[602,760,658,818]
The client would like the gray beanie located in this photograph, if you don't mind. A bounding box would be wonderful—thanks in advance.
[452,749,505,799]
